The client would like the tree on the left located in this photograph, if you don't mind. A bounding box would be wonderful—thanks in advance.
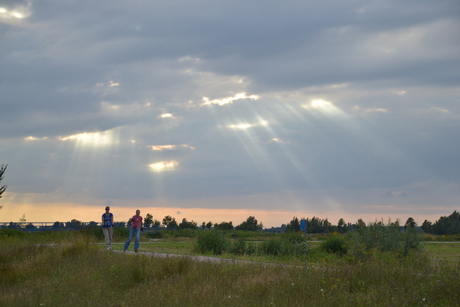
[0,164,7,208]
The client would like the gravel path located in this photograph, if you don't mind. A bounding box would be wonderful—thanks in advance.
[113,249,259,264]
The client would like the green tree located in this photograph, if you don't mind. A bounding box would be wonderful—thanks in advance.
[355,218,367,232]
[235,216,263,231]
[206,221,213,229]
[286,216,300,232]
[431,211,460,235]
[0,164,7,209]
[421,219,432,233]
[405,217,416,229]
[214,221,233,230]
[162,215,178,230]
[67,219,83,229]
[337,218,347,233]
[144,213,153,227]
[323,218,332,232]
[305,217,331,233]
[178,218,198,230]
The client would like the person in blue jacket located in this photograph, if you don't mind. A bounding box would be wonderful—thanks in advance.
[102,206,114,250]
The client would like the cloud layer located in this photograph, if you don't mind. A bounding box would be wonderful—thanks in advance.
[1,0,459,225]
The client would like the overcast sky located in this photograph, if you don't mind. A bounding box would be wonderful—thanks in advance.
[1,0,459,227]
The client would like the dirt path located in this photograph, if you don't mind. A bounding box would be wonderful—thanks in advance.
[112,250,292,267]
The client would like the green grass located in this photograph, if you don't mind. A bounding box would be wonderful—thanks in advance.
[120,240,194,254]
[423,242,460,266]
[1,230,459,306]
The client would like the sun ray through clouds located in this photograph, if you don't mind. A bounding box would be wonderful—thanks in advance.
[54,128,125,196]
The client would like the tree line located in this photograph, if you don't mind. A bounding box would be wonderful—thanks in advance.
[141,214,263,231]
[284,211,460,235]
[2,211,460,235]
[138,211,460,235]
[1,164,459,234]
[0,164,7,210]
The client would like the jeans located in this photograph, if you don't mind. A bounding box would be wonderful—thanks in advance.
[124,227,141,251]
[102,227,113,248]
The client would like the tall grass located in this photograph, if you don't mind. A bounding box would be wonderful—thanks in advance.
[195,230,229,255]
[0,227,128,244]
[1,235,459,306]
[345,220,422,261]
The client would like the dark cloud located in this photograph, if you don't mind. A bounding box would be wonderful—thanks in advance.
[0,0,459,219]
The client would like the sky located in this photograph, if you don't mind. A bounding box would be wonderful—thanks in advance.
[0,0,459,228]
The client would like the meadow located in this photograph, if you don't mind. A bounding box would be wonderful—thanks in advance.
[0,228,459,306]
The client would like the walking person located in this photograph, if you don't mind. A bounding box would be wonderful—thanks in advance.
[123,209,143,252]
[102,206,114,250]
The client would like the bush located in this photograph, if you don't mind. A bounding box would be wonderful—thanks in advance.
[346,220,422,260]
[195,231,229,255]
[258,233,309,257]
[259,237,285,256]
[320,234,348,256]
[229,238,256,255]
[402,226,422,256]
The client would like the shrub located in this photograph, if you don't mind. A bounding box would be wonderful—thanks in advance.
[402,226,422,256]
[259,237,285,256]
[258,233,309,257]
[229,238,256,255]
[195,231,229,255]
[320,234,348,256]
[346,220,422,260]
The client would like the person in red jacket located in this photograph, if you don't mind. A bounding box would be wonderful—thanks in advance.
[123,209,143,252]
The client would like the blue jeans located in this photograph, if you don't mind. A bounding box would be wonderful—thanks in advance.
[124,227,141,251]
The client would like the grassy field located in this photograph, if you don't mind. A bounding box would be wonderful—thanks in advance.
[423,242,460,266]
[120,237,460,267]
[1,229,459,306]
